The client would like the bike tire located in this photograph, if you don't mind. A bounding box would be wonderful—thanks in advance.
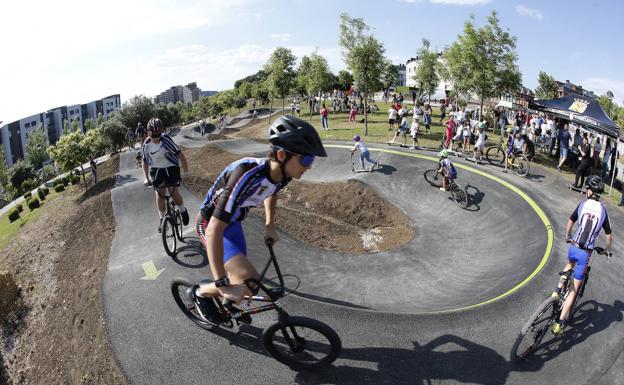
[170,278,219,331]
[451,182,469,208]
[424,169,442,188]
[175,210,184,241]
[511,155,530,177]
[510,297,559,362]
[486,146,505,166]
[262,316,342,370]
[162,216,177,257]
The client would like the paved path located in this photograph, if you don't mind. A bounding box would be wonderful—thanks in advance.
[103,125,624,384]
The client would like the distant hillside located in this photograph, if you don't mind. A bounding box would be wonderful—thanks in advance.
[200,90,219,97]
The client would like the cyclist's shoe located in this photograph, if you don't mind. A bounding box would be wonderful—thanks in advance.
[181,209,190,226]
[188,287,223,325]
[439,187,447,192]
[157,223,162,233]
[551,322,564,336]
[226,304,252,325]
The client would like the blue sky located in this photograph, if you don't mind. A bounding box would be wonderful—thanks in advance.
[1,0,623,124]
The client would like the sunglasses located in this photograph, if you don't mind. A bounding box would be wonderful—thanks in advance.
[279,148,315,167]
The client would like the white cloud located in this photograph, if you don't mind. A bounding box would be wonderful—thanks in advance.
[581,78,624,104]
[271,33,293,42]
[429,0,491,5]
[515,5,544,20]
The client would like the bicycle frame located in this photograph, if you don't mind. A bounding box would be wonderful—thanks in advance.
[217,242,289,323]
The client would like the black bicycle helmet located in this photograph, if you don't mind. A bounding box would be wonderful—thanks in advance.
[268,115,327,157]
[585,175,604,194]
[147,117,163,131]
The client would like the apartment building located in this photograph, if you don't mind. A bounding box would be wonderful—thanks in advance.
[154,82,201,105]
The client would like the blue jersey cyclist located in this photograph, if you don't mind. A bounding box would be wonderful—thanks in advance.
[190,115,327,325]
[141,117,190,232]
[552,175,613,336]
[437,149,457,192]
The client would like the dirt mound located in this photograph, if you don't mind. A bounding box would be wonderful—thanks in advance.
[0,155,126,385]
[182,145,414,253]
[0,271,20,327]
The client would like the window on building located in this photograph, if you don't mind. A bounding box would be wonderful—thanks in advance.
[31,120,36,126]
[25,123,30,128]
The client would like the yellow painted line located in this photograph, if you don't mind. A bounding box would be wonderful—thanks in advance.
[326,144,554,314]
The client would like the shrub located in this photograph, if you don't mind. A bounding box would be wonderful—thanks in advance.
[53,179,62,186]
[8,209,20,223]
[62,177,69,186]
[16,204,23,212]
[37,189,46,200]
[27,197,40,210]
[54,184,65,193]
[71,176,80,185]
[23,192,32,200]
[42,187,50,195]
[21,179,36,192]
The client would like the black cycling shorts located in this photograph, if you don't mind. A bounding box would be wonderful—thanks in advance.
[150,166,181,188]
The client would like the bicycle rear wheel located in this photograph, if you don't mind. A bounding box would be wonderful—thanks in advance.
[171,278,221,331]
[512,155,530,177]
[162,216,177,257]
[424,169,442,188]
[175,210,184,241]
[486,146,505,166]
[510,297,559,362]
[263,316,342,370]
[450,182,468,208]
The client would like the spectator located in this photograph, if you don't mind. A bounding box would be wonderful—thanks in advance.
[592,135,602,171]
[423,103,432,133]
[320,104,329,130]
[557,124,571,171]
[498,110,508,139]
[602,137,612,179]
[349,103,358,123]
[90,157,98,185]
[388,105,397,131]
[547,116,558,157]
[570,128,583,170]
[572,134,592,188]
[439,103,446,124]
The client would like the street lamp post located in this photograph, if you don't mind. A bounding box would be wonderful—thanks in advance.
[606,90,614,119]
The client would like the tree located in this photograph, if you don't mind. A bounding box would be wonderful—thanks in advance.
[299,52,334,121]
[8,160,36,194]
[99,116,127,152]
[337,70,354,91]
[294,55,313,97]
[82,128,105,158]
[0,144,8,189]
[414,39,440,102]
[339,13,386,136]
[443,11,522,115]
[116,95,155,129]
[48,131,90,188]
[535,71,558,100]
[24,126,50,170]
[380,61,399,92]
[264,47,297,114]
[238,81,253,100]
[84,118,96,131]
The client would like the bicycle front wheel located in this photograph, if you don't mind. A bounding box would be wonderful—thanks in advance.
[486,146,505,166]
[424,169,442,188]
[263,316,342,370]
[510,297,558,362]
[512,155,530,177]
[162,216,177,257]
[170,279,219,331]
[450,182,468,208]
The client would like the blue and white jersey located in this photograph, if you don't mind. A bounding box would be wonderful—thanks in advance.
[570,199,612,250]
[440,158,457,179]
[141,134,180,168]
[200,158,290,223]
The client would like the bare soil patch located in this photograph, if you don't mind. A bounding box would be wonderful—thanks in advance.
[182,144,414,253]
[0,156,127,385]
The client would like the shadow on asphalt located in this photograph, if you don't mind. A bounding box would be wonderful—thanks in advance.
[173,238,208,268]
[524,172,546,183]
[375,164,397,176]
[294,334,510,385]
[116,174,140,188]
[510,299,624,372]
[464,184,484,212]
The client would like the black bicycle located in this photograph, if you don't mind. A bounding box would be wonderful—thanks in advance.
[171,240,342,370]
[510,245,611,362]
[485,145,530,177]
[154,184,184,257]
[424,168,468,208]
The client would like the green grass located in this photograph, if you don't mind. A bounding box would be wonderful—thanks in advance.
[0,186,73,252]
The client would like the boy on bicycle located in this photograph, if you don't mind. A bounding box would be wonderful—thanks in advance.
[141,117,190,232]
[436,149,457,192]
[191,115,327,325]
[551,175,613,336]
